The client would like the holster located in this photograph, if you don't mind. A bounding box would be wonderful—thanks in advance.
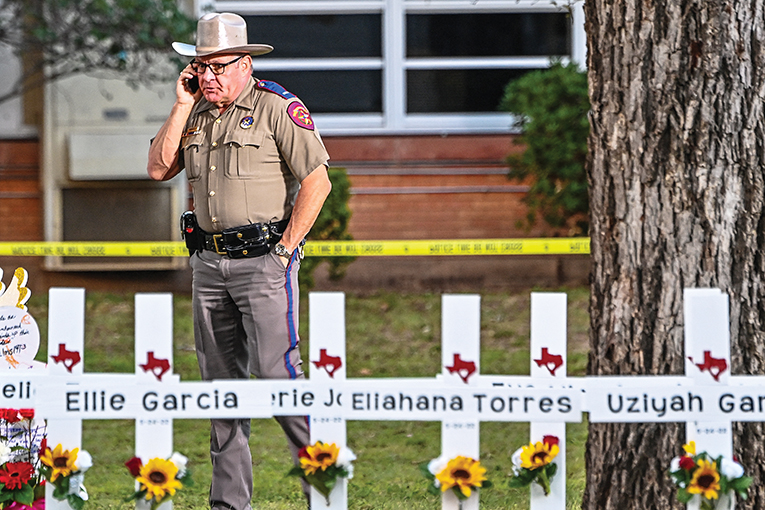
[180,211,203,256]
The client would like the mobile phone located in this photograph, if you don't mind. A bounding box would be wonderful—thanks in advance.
[186,76,199,93]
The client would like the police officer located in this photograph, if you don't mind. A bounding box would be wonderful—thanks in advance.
[147,12,331,510]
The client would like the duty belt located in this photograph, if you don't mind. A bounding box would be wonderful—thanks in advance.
[201,219,289,259]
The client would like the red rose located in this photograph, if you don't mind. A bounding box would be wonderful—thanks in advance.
[0,409,19,423]
[297,446,310,459]
[19,409,34,420]
[679,456,696,471]
[4,409,21,424]
[38,438,47,459]
[125,457,143,477]
[543,435,560,448]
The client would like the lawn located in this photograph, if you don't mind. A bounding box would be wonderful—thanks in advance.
[25,287,590,509]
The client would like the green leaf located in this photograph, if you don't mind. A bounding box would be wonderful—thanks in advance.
[545,462,558,480]
[286,466,305,478]
[68,494,86,510]
[677,488,692,503]
[52,482,69,499]
[508,477,530,488]
[14,483,35,506]
[451,486,468,501]
[729,476,753,492]
[418,462,435,481]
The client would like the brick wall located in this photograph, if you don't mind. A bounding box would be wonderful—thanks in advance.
[0,136,589,291]
[0,135,553,244]
[0,139,41,242]
[323,134,561,240]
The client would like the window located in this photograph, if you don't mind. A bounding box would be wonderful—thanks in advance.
[245,15,381,59]
[407,68,535,113]
[406,13,570,57]
[244,14,383,113]
[210,1,586,134]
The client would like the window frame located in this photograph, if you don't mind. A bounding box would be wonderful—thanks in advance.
[205,0,586,135]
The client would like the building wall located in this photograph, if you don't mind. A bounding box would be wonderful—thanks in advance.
[324,134,560,240]
[0,139,41,242]
[0,136,589,292]
[3,135,542,242]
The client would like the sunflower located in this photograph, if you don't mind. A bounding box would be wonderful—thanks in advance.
[137,458,183,500]
[299,441,339,476]
[520,440,559,470]
[40,444,79,482]
[435,456,487,498]
[687,459,721,500]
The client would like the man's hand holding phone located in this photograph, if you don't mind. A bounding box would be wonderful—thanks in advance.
[177,65,201,104]
[186,76,199,93]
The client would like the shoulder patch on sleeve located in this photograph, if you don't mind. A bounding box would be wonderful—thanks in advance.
[256,80,297,100]
[287,101,315,131]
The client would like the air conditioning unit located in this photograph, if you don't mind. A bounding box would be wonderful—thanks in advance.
[43,75,187,271]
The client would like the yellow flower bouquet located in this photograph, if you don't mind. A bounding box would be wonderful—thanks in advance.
[669,441,752,510]
[508,435,559,496]
[287,440,355,506]
[40,443,92,509]
[124,452,192,510]
[421,454,490,503]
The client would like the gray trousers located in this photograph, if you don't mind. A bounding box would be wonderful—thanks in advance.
[190,248,310,510]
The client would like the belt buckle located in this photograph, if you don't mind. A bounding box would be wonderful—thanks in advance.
[212,234,226,255]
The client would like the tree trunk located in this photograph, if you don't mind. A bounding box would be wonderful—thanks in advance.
[584,1,765,509]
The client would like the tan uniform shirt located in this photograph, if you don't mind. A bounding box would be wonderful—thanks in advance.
[179,77,330,233]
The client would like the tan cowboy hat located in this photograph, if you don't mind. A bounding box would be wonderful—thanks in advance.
[172,13,273,57]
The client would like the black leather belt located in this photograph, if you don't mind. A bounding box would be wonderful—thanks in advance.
[201,219,289,258]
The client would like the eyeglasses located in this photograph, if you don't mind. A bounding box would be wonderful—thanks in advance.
[190,55,245,75]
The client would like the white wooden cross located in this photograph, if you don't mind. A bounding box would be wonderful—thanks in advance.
[587,288,760,510]
[302,292,579,510]
[478,293,572,510]
[307,292,348,509]
[45,288,85,510]
[8,288,582,510]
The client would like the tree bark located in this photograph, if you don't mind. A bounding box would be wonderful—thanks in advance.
[584,1,765,509]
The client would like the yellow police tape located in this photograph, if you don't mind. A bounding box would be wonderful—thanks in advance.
[0,238,590,257]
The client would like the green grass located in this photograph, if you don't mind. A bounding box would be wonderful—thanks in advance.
[26,288,589,509]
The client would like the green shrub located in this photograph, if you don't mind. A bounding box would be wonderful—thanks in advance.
[301,167,355,291]
[499,61,590,235]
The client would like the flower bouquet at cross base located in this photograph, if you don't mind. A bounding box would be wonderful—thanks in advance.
[287,441,355,506]
[508,435,559,496]
[669,441,752,510]
[125,452,192,510]
[420,454,491,504]
[0,408,47,510]
[39,443,92,510]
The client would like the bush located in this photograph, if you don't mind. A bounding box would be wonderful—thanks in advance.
[301,167,355,292]
[499,61,590,235]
